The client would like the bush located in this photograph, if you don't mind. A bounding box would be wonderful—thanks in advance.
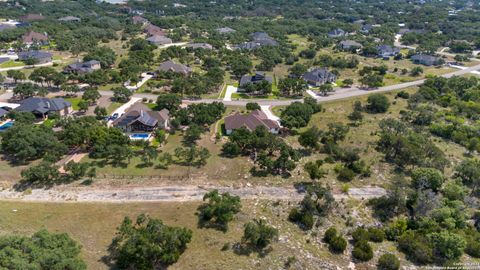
[352,227,369,242]
[466,239,480,258]
[377,253,400,270]
[368,227,385,242]
[337,167,355,182]
[395,91,410,99]
[288,208,314,230]
[366,94,390,113]
[411,167,444,192]
[329,235,347,253]
[324,227,337,243]
[352,241,374,261]
[246,102,261,111]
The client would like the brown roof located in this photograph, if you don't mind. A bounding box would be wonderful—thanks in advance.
[224,110,280,132]
[132,16,148,24]
[22,31,48,43]
[144,24,166,36]
[21,14,45,21]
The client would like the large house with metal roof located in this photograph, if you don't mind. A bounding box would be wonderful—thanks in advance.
[303,68,337,86]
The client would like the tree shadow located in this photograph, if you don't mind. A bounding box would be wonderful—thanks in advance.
[232,242,273,258]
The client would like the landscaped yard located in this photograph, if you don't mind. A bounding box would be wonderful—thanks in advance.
[0,60,24,68]
[64,97,82,110]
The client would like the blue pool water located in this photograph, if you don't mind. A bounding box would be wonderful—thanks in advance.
[130,133,150,139]
[0,121,13,131]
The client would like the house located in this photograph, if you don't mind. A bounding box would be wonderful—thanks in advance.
[20,14,45,22]
[132,16,148,25]
[328,28,346,38]
[360,24,373,34]
[113,103,169,133]
[303,68,337,86]
[15,97,71,118]
[224,110,280,135]
[64,60,101,74]
[239,72,273,88]
[186,43,213,50]
[18,51,52,64]
[376,45,400,58]
[411,54,443,66]
[339,40,362,51]
[22,31,48,45]
[234,32,277,50]
[58,16,81,22]
[216,27,235,34]
[146,35,172,46]
[144,24,166,37]
[157,60,192,75]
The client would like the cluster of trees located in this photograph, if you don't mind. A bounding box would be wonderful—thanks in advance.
[222,126,299,176]
[241,81,272,96]
[280,97,322,129]
[0,229,86,269]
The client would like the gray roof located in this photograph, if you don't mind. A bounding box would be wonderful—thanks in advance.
[58,16,81,22]
[146,35,172,45]
[411,54,441,65]
[340,40,362,48]
[239,72,273,87]
[0,108,7,118]
[251,32,271,41]
[65,60,100,73]
[16,97,71,114]
[186,43,213,50]
[18,51,52,61]
[225,110,279,131]
[216,27,235,34]
[328,28,346,37]
[158,60,192,74]
[113,103,169,128]
[376,45,400,55]
[303,68,336,83]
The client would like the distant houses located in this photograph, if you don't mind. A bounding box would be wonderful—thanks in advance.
[376,45,400,58]
[64,60,101,74]
[112,103,169,133]
[21,31,48,46]
[303,68,337,86]
[339,40,362,51]
[58,16,81,22]
[216,27,235,34]
[20,14,45,22]
[157,60,192,75]
[328,28,346,38]
[18,51,52,64]
[239,72,272,88]
[15,97,71,118]
[411,54,443,66]
[234,32,278,50]
[132,16,148,25]
[185,43,213,50]
[146,35,172,46]
[144,24,167,37]
[224,110,280,135]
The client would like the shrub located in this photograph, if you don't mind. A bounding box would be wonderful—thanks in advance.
[329,235,347,253]
[337,167,355,182]
[352,227,369,242]
[395,91,410,99]
[288,208,314,230]
[246,102,261,111]
[324,227,337,243]
[411,167,444,192]
[352,240,373,261]
[466,239,480,258]
[368,227,385,242]
[366,94,390,113]
[377,253,400,270]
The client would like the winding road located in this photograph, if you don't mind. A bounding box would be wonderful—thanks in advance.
[99,62,480,107]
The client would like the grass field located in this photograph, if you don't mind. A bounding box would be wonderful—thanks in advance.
[0,60,25,68]
[0,199,417,270]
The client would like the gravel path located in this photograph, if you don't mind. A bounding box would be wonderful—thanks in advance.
[0,185,386,203]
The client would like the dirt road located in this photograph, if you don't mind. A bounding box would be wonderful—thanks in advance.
[0,185,386,203]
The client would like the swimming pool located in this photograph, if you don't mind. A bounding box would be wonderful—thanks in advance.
[0,121,13,131]
[129,133,151,140]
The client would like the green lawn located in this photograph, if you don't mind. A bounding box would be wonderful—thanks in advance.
[0,60,25,68]
[64,97,82,110]
[106,102,122,114]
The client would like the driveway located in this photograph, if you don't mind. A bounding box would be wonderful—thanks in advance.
[260,105,280,124]
[107,97,142,127]
[223,85,238,101]
[124,72,153,91]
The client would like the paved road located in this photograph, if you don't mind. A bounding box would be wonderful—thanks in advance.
[99,62,480,107]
